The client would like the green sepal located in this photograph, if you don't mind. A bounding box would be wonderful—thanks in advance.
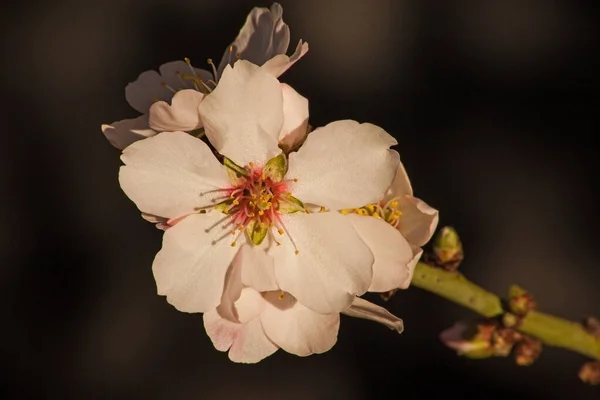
[263,153,287,182]
[246,220,268,245]
[278,193,305,214]
[214,199,235,214]
[223,157,248,184]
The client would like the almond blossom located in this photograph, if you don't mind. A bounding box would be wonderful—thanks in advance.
[341,163,439,292]
[203,247,403,363]
[101,2,308,150]
[118,60,400,315]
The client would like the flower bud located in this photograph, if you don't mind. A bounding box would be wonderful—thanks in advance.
[439,320,496,359]
[492,328,522,357]
[578,361,600,385]
[508,285,536,316]
[582,316,600,338]
[433,226,464,271]
[514,336,542,366]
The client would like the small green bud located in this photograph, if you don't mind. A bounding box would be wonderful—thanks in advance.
[433,226,464,271]
[508,285,536,316]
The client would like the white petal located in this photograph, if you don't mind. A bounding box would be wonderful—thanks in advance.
[401,246,423,289]
[198,61,283,167]
[217,3,290,75]
[148,89,204,132]
[101,115,156,150]
[278,83,309,152]
[270,212,373,314]
[346,214,414,293]
[204,288,278,363]
[261,291,339,356]
[216,251,244,322]
[158,61,213,91]
[119,131,230,219]
[152,213,243,313]
[384,162,413,200]
[261,40,309,78]
[239,244,278,292]
[398,196,440,247]
[287,120,400,211]
[341,297,403,333]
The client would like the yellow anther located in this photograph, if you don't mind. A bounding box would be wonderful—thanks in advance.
[258,210,264,216]
[390,200,399,208]
[278,228,284,235]
[249,162,255,167]
[249,201,255,206]
[229,45,233,53]
[248,212,255,217]
[275,241,281,246]
[340,209,349,215]
[232,199,239,205]
[184,57,191,64]
[231,241,237,247]
[267,202,272,207]
[294,250,299,255]
[278,291,285,300]
[293,178,298,182]
[207,58,214,64]
[320,206,327,213]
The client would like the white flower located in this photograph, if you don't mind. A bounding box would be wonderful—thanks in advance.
[118,60,400,315]
[101,2,308,150]
[342,163,439,292]
[203,249,403,363]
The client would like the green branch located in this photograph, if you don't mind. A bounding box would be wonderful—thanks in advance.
[411,262,600,361]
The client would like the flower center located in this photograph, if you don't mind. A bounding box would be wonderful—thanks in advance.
[200,157,305,253]
[340,197,403,228]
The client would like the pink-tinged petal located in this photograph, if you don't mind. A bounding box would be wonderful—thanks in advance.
[270,212,373,314]
[152,213,243,313]
[346,214,414,293]
[278,83,309,152]
[400,246,423,289]
[148,89,204,132]
[341,297,404,333]
[261,40,309,78]
[119,131,230,219]
[287,120,400,211]
[216,251,244,322]
[204,288,278,363]
[239,244,278,292]
[397,196,439,247]
[217,3,290,75]
[101,115,156,150]
[198,61,283,167]
[261,291,340,356]
[384,163,413,200]
[158,61,213,92]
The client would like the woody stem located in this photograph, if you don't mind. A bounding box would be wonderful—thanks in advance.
[410,262,600,361]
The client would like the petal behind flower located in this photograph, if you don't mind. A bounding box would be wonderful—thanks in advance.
[261,40,309,78]
[346,214,414,293]
[153,213,242,313]
[148,89,204,132]
[101,115,156,150]
[341,297,404,333]
[199,61,283,166]
[119,131,230,219]
[384,163,413,200]
[278,83,309,151]
[270,212,373,314]
[397,196,439,247]
[217,3,290,75]
[204,288,278,363]
[287,120,400,210]
[261,291,340,357]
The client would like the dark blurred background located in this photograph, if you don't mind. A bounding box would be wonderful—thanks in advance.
[1,0,599,398]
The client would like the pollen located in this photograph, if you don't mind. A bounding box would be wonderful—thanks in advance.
[203,160,303,255]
